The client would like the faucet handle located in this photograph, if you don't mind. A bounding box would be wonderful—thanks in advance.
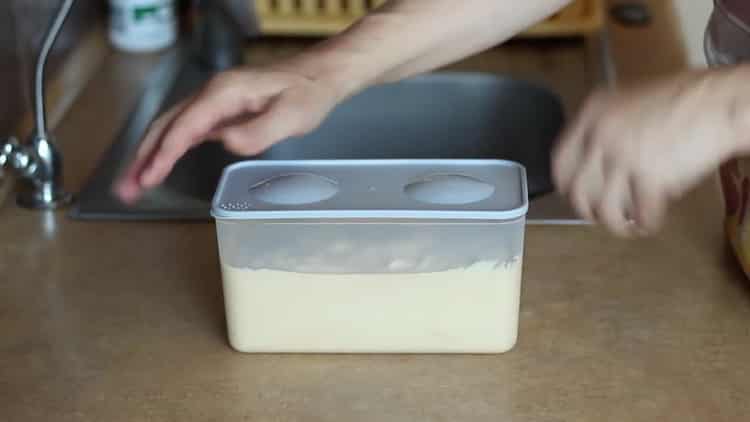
[0,136,34,179]
[0,137,19,178]
[1,136,18,164]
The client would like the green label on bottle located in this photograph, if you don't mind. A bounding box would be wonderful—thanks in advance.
[133,6,161,21]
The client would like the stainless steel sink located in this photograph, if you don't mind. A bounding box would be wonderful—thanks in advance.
[71,47,578,222]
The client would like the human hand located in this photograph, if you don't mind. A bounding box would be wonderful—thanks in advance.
[553,68,750,237]
[112,0,576,204]
[114,65,344,203]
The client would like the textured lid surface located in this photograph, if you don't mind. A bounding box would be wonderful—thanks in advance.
[211,159,528,221]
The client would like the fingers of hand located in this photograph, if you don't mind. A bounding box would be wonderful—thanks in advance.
[552,91,667,237]
[630,175,667,236]
[562,141,668,237]
[596,170,637,238]
[139,73,257,188]
[114,98,190,203]
[553,92,608,195]
[567,148,604,223]
[216,90,326,156]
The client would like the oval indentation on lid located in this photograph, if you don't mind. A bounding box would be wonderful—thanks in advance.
[404,174,495,205]
[250,173,339,205]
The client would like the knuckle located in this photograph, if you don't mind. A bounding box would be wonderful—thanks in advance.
[275,99,318,137]
[224,134,258,156]
[208,71,243,92]
[254,120,284,144]
[290,117,318,137]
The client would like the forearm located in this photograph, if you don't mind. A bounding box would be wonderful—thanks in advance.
[279,0,572,100]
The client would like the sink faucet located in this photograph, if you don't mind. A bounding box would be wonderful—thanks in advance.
[0,0,75,209]
[0,0,248,210]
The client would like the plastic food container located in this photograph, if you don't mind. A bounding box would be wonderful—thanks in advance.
[211,160,528,353]
[706,0,750,276]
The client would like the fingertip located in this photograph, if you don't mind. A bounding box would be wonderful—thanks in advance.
[598,217,634,239]
[552,160,566,194]
[139,157,174,188]
[552,143,576,195]
[114,158,149,200]
[630,182,668,238]
[633,225,653,238]
[139,167,161,188]
[114,181,140,204]
[621,222,640,239]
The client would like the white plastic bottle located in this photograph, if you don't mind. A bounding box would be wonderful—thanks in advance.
[108,0,177,53]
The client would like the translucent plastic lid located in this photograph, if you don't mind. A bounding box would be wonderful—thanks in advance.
[211,159,528,221]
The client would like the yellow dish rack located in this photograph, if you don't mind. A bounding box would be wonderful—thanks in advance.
[252,0,603,38]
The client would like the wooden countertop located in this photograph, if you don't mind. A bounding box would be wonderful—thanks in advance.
[4,2,750,421]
